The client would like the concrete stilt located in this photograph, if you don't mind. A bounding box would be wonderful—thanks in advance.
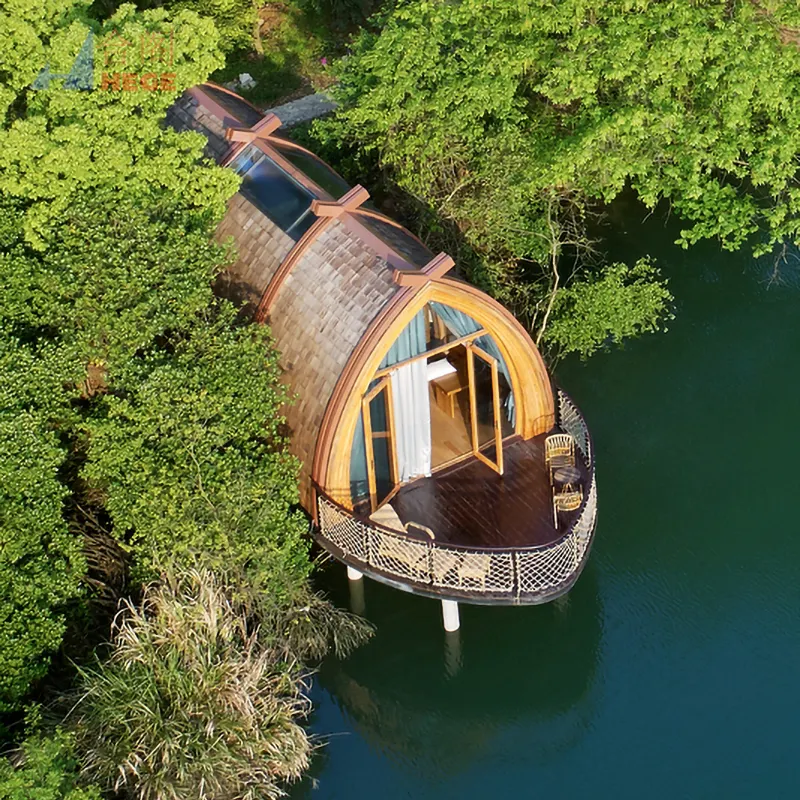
[444,630,462,677]
[347,566,363,581]
[348,572,365,616]
[441,599,460,632]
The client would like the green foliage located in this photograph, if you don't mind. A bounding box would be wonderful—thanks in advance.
[321,0,800,354]
[72,567,313,800]
[0,3,368,779]
[329,0,800,254]
[0,192,228,371]
[0,339,84,713]
[173,0,259,53]
[81,304,310,592]
[0,0,239,246]
[210,3,334,108]
[0,727,101,800]
[545,259,674,360]
[0,0,243,714]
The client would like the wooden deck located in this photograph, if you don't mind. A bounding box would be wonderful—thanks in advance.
[391,433,587,549]
[314,390,597,604]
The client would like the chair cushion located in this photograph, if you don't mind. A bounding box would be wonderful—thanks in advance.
[370,503,405,532]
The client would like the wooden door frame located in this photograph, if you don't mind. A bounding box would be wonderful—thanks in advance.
[466,343,504,475]
[362,377,400,512]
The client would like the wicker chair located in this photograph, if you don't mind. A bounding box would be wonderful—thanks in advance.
[457,552,492,588]
[370,503,435,540]
[552,487,584,526]
[370,503,435,573]
[430,549,461,582]
[545,433,576,483]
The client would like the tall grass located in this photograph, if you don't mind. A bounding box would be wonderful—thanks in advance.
[70,568,326,800]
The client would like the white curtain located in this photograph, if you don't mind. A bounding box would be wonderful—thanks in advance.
[390,359,431,482]
[350,311,431,502]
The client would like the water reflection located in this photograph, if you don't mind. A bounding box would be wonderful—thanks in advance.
[300,564,603,785]
[294,198,800,799]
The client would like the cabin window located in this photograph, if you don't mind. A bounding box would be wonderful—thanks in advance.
[349,304,519,507]
[428,303,515,433]
[229,145,315,241]
[270,140,353,200]
[352,212,432,268]
[201,85,264,128]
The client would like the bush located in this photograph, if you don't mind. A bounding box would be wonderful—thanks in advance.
[0,727,100,800]
[545,259,674,360]
[81,304,310,594]
[72,568,314,800]
[0,339,85,713]
[0,192,230,373]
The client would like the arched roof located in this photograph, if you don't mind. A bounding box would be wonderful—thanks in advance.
[166,85,554,511]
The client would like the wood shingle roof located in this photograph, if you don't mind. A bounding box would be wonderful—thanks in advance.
[166,88,409,507]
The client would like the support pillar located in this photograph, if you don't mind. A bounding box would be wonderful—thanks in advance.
[444,630,462,677]
[348,572,365,616]
[441,599,460,632]
[347,566,363,581]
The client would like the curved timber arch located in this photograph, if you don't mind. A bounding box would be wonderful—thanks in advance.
[313,277,555,507]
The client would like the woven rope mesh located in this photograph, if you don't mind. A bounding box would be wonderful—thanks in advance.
[316,391,596,599]
[369,530,430,580]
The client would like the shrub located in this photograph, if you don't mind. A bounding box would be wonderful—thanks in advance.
[545,259,674,360]
[0,339,85,713]
[0,728,100,800]
[71,568,313,800]
[81,304,310,594]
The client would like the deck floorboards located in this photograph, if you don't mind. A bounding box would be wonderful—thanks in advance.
[391,434,586,549]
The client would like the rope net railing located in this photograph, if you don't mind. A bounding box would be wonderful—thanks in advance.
[315,389,596,602]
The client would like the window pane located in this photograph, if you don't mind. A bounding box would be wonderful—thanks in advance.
[271,140,352,199]
[475,332,515,436]
[372,437,394,505]
[368,390,389,434]
[230,145,315,241]
[471,349,498,464]
[350,412,369,507]
[353,213,433,268]
[202,84,264,127]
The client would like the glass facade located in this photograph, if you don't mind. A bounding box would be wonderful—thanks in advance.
[349,302,518,506]
[271,140,352,200]
[202,85,264,127]
[230,145,316,241]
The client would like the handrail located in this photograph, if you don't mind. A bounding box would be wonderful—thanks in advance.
[312,388,597,603]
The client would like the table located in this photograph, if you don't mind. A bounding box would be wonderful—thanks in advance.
[431,372,467,418]
[553,465,581,489]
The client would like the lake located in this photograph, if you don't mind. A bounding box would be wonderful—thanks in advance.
[295,196,800,799]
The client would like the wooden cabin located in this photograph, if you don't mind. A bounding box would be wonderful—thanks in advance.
[166,84,597,627]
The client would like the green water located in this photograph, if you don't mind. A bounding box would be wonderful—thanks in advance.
[296,197,800,799]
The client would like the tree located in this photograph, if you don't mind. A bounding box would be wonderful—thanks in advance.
[0,0,240,713]
[544,259,673,360]
[0,0,371,773]
[0,192,229,375]
[320,0,800,355]
[0,338,85,713]
[0,727,100,800]
[0,0,239,247]
[81,303,310,595]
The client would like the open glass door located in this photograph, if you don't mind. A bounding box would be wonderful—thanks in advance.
[362,377,399,512]
[467,343,504,475]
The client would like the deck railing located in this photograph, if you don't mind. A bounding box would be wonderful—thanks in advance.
[314,389,597,604]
